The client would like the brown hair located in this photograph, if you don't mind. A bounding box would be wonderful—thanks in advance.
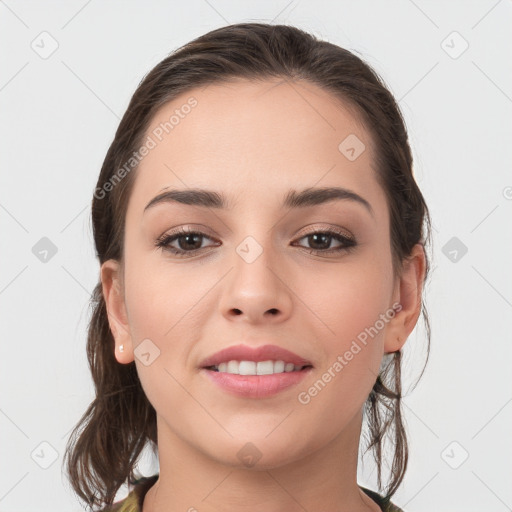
[63,22,432,509]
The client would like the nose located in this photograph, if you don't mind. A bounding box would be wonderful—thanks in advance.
[219,240,293,325]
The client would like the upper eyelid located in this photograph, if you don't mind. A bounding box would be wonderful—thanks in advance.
[161,225,352,237]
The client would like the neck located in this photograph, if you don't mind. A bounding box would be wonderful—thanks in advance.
[143,409,380,512]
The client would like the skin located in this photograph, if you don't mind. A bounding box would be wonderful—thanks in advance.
[101,78,425,512]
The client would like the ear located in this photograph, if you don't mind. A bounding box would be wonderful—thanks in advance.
[384,243,427,354]
[101,259,134,364]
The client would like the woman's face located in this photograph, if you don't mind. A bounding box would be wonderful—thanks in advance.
[104,78,420,469]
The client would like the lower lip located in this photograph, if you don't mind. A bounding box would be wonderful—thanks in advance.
[200,367,313,398]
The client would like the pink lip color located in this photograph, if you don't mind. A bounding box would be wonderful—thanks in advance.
[200,367,313,399]
[199,343,312,368]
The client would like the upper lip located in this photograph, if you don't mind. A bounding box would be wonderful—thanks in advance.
[199,344,313,368]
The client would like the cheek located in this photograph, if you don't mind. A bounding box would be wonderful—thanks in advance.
[301,257,393,342]
[121,255,210,414]
[122,249,225,377]
[291,266,391,431]
[123,249,204,339]
[295,255,394,405]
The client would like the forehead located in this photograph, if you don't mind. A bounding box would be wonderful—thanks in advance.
[128,78,382,214]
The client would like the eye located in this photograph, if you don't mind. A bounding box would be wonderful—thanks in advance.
[292,228,357,256]
[155,226,357,258]
[155,227,219,258]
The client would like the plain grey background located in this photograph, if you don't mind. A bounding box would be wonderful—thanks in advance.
[1,1,511,511]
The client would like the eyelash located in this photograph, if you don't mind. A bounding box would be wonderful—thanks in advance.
[155,226,357,259]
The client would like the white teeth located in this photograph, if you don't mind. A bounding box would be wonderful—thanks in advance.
[226,360,238,373]
[212,360,306,375]
[284,362,295,372]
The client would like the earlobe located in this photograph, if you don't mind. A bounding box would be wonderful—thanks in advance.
[384,244,426,354]
[100,259,135,364]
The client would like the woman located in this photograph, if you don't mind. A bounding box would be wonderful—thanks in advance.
[64,22,431,512]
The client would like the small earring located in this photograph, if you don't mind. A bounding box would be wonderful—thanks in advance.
[119,344,124,353]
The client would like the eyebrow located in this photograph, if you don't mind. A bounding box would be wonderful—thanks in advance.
[143,186,374,217]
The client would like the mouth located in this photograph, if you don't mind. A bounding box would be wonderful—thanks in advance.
[200,363,314,399]
[198,343,313,372]
[203,361,313,374]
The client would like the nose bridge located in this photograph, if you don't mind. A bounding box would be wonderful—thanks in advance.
[220,229,293,322]
[233,232,280,293]
[229,204,279,274]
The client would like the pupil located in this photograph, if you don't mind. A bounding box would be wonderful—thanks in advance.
[309,233,330,249]
[180,234,202,250]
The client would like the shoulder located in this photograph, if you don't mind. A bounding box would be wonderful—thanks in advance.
[98,475,159,512]
[96,490,139,512]
[100,491,138,512]
[360,486,404,512]
[99,478,400,512]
